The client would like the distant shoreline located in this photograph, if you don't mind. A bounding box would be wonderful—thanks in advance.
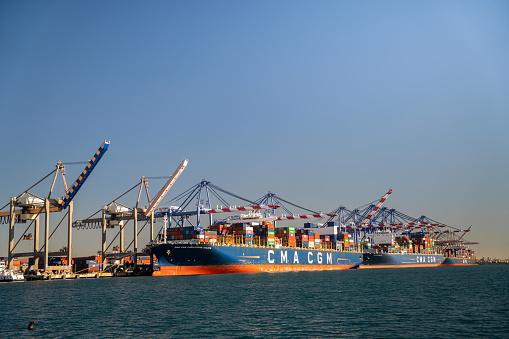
[477,262,509,265]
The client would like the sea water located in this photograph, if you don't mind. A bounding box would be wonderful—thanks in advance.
[1,265,508,338]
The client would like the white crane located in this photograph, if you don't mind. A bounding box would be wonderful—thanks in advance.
[144,159,188,218]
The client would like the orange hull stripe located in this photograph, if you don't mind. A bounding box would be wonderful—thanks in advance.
[153,264,355,276]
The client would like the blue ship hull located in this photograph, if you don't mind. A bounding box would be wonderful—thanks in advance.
[441,257,475,265]
[150,242,363,276]
[361,252,445,268]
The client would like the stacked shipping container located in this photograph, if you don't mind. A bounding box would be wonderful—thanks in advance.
[158,223,474,263]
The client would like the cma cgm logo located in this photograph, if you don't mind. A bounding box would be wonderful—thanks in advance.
[267,250,332,264]
[416,256,438,263]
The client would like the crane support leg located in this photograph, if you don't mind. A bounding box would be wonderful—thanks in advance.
[44,198,50,271]
[150,214,154,242]
[120,221,125,255]
[34,216,40,270]
[102,207,107,264]
[8,198,15,269]
[134,208,138,270]
[67,200,73,269]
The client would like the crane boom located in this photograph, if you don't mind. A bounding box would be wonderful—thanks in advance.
[276,213,338,221]
[203,204,280,214]
[152,204,281,218]
[458,225,472,241]
[144,159,188,217]
[58,141,110,210]
[360,189,392,226]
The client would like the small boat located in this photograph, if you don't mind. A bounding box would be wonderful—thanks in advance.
[0,260,25,282]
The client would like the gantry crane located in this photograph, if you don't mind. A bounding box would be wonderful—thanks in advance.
[153,203,281,243]
[254,191,338,226]
[73,159,188,268]
[360,189,392,227]
[342,203,476,252]
[126,180,283,241]
[0,141,109,272]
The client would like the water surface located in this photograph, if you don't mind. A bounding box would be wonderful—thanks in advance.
[1,265,507,338]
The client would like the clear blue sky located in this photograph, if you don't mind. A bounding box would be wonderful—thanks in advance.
[1,1,508,259]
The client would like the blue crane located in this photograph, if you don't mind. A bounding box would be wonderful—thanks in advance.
[58,140,110,210]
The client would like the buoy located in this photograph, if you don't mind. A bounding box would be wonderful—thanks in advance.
[28,321,35,330]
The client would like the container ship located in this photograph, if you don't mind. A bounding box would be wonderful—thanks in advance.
[359,231,475,268]
[441,247,476,266]
[149,221,476,274]
[149,220,363,276]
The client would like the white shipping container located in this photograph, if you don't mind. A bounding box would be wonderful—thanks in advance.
[311,226,338,236]
[373,232,394,245]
